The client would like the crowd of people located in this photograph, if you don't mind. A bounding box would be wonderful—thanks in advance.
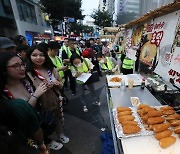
[0,35,135,154]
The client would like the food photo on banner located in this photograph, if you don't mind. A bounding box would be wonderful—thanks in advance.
[125,26,144,61]
[138,11,180,75]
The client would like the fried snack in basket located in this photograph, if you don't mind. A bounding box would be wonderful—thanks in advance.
[147,117,165,125]
[160,106,174,111]
[118,115,135,123]
[137,104,150,110]
[166,114,180,121]
[153,123,171,133]
[159,136,176,149]
[163,110,175,115]
[117,111,132,117]
[121,121,138,126]
[155,129,173,140]
[117,107,131,112]
[122,125,141,134]
[174,125,180,134]
[170,120,180,126]
[147,110,163,118]
[110,77,122,82]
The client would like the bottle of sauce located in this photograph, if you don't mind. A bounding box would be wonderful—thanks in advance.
[141,78,145,89]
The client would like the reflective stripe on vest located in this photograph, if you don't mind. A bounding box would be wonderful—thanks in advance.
[118,46,123,59]
[122,56,134,69]
[67,47,80,59]
[100,57,114,70]
[60,46,68,53]
[49,56,64,78]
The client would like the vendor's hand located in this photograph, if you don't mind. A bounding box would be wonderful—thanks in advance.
[34,82,48,98]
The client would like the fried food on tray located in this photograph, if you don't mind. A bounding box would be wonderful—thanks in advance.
[137,104,150,110]
[117,111,132,117]
[117,107,131,112]
[174,125,180,134]
[163,110,175,115]
[170,120,180,126]
[153,123,171,133]
[122,125,141,134]
[147,110,163,118]
[159,136,176,149]
[121,121,138,126]
[118,115,135,123]
[160,106,174,111]
[147,117,165,125]
[155,129,173,140]
[109,77,122,82]
[166,114,180,120]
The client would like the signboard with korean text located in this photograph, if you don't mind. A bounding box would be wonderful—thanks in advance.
[138,11,180,78]
[168,47,180,87]
[153,11,180,85]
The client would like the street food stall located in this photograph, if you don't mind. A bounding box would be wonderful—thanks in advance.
[106,1,180,154]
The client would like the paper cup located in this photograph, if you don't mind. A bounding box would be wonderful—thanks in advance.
[128,79,134,89]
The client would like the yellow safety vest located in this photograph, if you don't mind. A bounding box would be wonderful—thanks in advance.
[122,56,134,69]
[72,58,90,84]
[118,46,123,59]
[49,56,65,79]
[67,47,80,59]
[60,45,68,54]
[99,57,114,71]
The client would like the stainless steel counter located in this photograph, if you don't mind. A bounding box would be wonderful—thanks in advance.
[110,87,161,108]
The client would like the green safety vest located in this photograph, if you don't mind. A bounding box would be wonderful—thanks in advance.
[99,57,114,71]
[118,46,123,59]
[67,47,80,59]
[49,56,65,79]
[60,45,68,54]
[122,56,134,69]
[72,58,90,84]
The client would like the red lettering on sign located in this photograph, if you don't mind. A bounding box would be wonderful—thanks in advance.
[151,31,164,47]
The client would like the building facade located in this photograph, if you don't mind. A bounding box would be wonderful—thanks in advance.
[139,0,174,16]
[0,0,52,45]
[115,0,140,25]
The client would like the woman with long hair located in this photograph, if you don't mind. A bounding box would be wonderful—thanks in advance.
[0,52,48,153]
[26,44,69,150]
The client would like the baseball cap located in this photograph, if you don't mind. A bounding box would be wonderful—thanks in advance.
[0,37,16,49]
[48,41,61,49]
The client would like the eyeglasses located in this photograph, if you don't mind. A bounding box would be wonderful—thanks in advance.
[7,63,26,70]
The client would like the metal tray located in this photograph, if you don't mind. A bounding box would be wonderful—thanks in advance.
[112,107,154,139]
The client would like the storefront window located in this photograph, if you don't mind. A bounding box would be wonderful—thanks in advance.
[16,0,37,24]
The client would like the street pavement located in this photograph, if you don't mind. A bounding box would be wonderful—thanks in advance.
[51,76,111,154]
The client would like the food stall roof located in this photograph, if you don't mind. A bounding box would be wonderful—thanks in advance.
[100,35,116,38]
[125,0,180,28]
